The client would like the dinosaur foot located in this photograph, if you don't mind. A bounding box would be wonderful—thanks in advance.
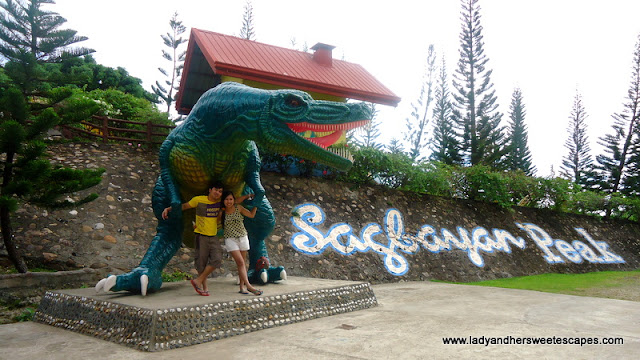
[95,267,160,295]
[251,266,286,285]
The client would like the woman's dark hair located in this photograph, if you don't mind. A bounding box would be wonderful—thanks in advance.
[220,190,235,227]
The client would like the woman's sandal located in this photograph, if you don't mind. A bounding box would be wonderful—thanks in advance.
[248,288,263,296]
[238,290,249,294]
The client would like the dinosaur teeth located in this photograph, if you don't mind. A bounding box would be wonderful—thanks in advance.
[287,119,370,133]
[328,147,353,162]
[309,137,328,149]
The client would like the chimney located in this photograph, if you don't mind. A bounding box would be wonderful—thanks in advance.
[311,43,335,67]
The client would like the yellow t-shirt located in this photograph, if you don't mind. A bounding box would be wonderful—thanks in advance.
[188,196,222,236]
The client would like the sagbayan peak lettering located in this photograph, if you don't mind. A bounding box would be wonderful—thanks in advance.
[289,203,625,276]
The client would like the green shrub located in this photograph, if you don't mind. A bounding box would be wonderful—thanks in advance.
[161,270,190,282]
[608,194,640,221]
[337,146,388,185]
[257,144,640,222]
[459,165,510,207]
[537,177,574,211]
[567,190,606,216]
[402,161,455,197]
[14,307,35,322]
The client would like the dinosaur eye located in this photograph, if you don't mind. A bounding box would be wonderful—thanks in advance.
[285,96,302,107]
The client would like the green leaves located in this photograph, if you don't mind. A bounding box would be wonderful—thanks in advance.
[0,196,18,213]
[0,0,94,64]
[152,12,187,116]
[28,166,105,208]
[0,87,27,122]
[0,120,26,153]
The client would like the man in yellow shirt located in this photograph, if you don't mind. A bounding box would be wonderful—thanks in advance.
[162,182,252,296]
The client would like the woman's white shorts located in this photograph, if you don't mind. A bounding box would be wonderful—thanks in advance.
[225,235,250,252]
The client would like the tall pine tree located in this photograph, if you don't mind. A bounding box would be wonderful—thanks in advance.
[404,44,436,162]
[430,57,462,165]
[451,0,505,167]
[0,0,94,94]
[151,12,187,117]
[239,0,256,41]
[561,91,594,186]
[596,34,640,196]
[356,103,383,150]
[386,138,405,155]
[504,88,535,175]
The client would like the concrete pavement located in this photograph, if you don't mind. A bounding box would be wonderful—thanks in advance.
[0,280,638,359]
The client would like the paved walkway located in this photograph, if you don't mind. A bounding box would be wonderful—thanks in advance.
[0,281,638,359]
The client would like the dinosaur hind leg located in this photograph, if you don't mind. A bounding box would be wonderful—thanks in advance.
[244,195,285,284]
[95,176,183,295]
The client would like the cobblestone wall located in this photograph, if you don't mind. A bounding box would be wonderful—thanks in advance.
[3,143,639,286]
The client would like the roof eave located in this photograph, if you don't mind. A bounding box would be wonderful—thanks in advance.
[214,64,401,107]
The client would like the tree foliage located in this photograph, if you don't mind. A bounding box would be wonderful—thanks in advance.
[451,0,505,167]
[239,0,256,41]
[0,0,94,63]
[561,91,594,187]
[0,0,94,95]
[596,34,640,196]
[45,55,155,101]
[405,44,436,162]
[355,103,383,150]
[0,0,104,272]
[430,57,462,165]
[386,138,405,155]
[504,88,535,175]
[151,12,187,116]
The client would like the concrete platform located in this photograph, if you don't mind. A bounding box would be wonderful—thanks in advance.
[1,280,639,359]
[33,276,376,351]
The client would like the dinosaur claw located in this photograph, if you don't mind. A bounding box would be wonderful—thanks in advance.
[95,278,106,293]
[260,270,268,284]
[104,275,117,292]
[280,269,287,281]
[140,275,149,296]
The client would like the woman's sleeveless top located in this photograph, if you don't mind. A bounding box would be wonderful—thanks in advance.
[224,206,247,238]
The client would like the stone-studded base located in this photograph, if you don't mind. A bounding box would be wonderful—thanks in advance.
[34,280,377,351]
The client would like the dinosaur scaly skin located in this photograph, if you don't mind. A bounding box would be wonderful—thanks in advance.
[95,82,371,295]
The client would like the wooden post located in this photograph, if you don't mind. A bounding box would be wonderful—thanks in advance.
[102,116,108,143]
[146,121,152,145]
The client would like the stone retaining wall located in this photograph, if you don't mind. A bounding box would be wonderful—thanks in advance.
[3,143,639,288]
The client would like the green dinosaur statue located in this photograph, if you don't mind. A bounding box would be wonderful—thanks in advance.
[95,82,371,295]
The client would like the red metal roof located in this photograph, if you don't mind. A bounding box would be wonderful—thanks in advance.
[175,28,400,114]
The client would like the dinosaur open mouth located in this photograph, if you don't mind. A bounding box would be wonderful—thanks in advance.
[286,120,369,149]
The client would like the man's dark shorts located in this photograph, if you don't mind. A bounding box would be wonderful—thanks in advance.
[194,233,222,273]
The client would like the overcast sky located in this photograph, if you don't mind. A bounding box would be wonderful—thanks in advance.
[53,0,640,177]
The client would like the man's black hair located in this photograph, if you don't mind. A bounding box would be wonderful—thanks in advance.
[208,181,224,190]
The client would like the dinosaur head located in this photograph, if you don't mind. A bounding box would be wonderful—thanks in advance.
[190,82,372,171]
[257,87,371,171]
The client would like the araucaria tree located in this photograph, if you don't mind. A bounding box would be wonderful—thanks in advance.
[357,103,383,150]
[430,57,462,165]
[0,0,94,92]
[151,12,187,117]
[239,0,256,41]
[386,138,405,155]
[504,88,535,175]
[404,44,436,162]
[561,92,594,186]
[595,34,640,195]
[451,0,505,167]
[0,0,104,272]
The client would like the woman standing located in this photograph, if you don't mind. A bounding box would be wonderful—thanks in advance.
[221,190,263,296]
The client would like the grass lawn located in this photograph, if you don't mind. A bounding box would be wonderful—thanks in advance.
[442,269,640,301]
